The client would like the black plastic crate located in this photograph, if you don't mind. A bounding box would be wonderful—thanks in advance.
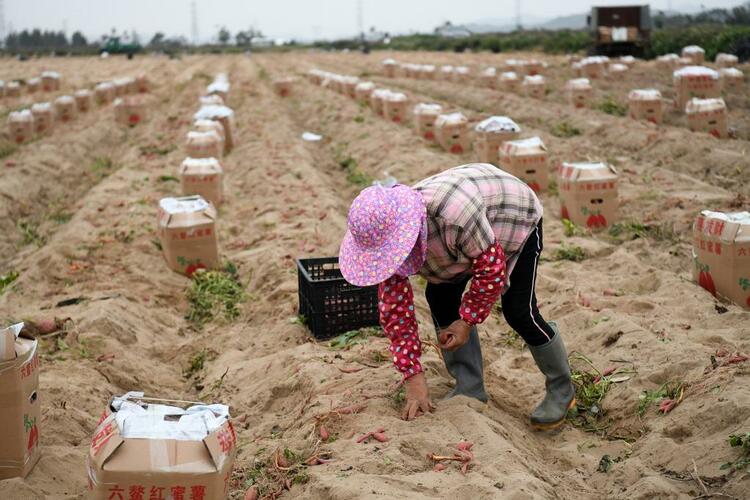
[297,256,380,340]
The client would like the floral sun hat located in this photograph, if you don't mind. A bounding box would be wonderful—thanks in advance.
[339,184,427,287]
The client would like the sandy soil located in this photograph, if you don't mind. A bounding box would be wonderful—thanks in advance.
[0,51,748,500]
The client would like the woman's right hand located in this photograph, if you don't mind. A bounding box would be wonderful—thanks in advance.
[402,372,435,421]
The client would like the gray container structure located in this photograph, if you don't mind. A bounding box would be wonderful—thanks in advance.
[587,5,651,57]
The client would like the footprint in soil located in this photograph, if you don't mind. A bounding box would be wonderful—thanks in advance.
[622,300,656,313]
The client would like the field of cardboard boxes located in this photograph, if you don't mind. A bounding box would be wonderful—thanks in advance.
[0,49,748,499]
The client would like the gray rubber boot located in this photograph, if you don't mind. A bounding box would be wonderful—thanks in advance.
[528,322,576,430]
[436,325,489,403]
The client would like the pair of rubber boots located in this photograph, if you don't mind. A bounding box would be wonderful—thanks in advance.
[437,322,575,430]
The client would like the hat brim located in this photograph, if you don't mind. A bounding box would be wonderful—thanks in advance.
[339,185,425,287]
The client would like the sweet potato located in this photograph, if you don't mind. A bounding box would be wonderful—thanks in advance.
[319,425,330,441]
[244,486,259,500]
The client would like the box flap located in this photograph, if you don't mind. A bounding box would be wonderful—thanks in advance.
[158,196,217,228]
[561,162,618,182]
[475,116,520,134]
[696,211,750,243]
[0,322,23,362]
[180,158,223,175]
[203,420,236,470]
[89,414,125,470]
[502,136,546,156]
[413,103,442,115]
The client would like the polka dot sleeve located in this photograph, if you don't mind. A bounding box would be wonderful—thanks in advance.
[378,275,423,380]
[460,241,507,326]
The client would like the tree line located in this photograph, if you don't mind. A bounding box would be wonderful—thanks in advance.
[4,29,88,51]
[3,25,270,54]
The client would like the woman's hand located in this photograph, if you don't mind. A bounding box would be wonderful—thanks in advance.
[402,372,435,421]
[438,319,472,352]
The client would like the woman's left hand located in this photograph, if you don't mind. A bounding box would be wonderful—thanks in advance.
[438,319,472,351]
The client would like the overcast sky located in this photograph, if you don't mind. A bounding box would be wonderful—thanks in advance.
[5,0,746,42]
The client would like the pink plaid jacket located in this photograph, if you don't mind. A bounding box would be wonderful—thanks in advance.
[412,163,543,289]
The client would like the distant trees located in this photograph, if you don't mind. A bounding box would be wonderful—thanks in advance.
[235,27,263,46]
[149,32,166,48]
[218,27,231,44]
[147,32,188,51]
[71,31,88,47]
[653,1,750,28]
[5,29,69,51]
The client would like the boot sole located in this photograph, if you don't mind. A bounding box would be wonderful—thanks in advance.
[530,398,576,431]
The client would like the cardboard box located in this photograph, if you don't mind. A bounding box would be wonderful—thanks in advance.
[580,56,608,79]
[521,59,545,76]
[7,110,34,144]
[628,89,663,124]
[113,78,131,97]
[504,59,523,73]
[558,162,619,230]
[673,66,720,110]
[498,137,549,193]
[715,53,738,68]
[54,95,77,123]
[27,77,41,94]
[453,66,471,83]
[692,211,750,309]
[6,81,21,98]
[157,196,219,276]
[135,74,149,93]
[194,106,235,154]
[479,67,497,88]
[340,77,359,99]
[434,112,470,154]
[383,92,408,123]
[114,97,146,127]
[193,120,226,148]
[418,65,436,80]
[95,82,116,105]
[0,322,41,480]
[200,95,225,106]
[355,82,375,103]
[41,71,61,91]
[657,54,680,70]
[413,103,442,141]
[401,63,417,79]
[86,392,237,500]
[383,59,397,78]
[719,68,744,92]
[206,80,230,102]
[598,26,612,43]
[180,158,224,206]
[307,69,324,85]
[686,98,728,139]
[500,72,520,92]
[474,116,521,165]
[369,89,391,117]
[74,89,93,112]
[565,78,593,109]
[272,78,294,97]
[31,102,54,135]
[185,131,224,160]
[439,65,454,81]
[522,75,546,99]
[619,55,637,67]
[682,45,705,65]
